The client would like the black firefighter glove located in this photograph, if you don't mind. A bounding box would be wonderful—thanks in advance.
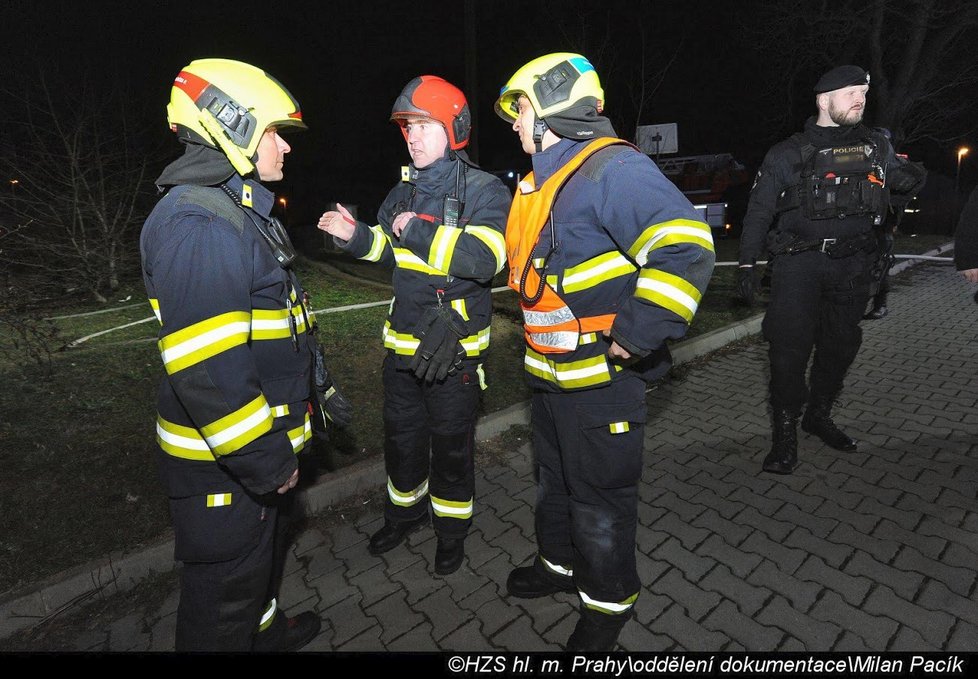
[737,265,759,307]
[409,304,467,383]
[312,342,353,436]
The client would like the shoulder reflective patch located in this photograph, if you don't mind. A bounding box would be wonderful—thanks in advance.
[242,183,254,208]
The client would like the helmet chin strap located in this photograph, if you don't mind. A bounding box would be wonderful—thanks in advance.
[532,116,549,153]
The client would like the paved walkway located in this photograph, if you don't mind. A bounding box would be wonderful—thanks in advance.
[8,262,978,652]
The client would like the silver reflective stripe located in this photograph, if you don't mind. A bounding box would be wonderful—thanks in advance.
[529,331,579,350]
[523,305,575,327]
[579,590,634,613]
[541,556,573,577]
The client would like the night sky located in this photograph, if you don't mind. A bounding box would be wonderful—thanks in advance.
[3,0,976,224]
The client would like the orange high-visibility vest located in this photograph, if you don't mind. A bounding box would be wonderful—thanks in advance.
[505,138,632,354]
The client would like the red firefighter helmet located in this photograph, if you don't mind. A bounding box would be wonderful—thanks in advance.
[391,75,471,150]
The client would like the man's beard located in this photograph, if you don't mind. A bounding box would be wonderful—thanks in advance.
[829,104,864,126]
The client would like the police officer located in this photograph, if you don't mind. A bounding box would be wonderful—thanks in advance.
[495,53,715,650]
[142,59,348,651]
[318,76,510,575]
[738,65,912,474]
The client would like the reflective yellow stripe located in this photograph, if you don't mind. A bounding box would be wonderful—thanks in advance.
[149,298,161,324]
[450,298,469,322]
[241,183,254,208]
[258,599,276,632]
[428,225,463,272]
[580,590,639,615]
[384,321,490,357]
[156,416,214,461]
[158,311,251,374]
[388,478,429,507]
[430,494,473,519]
[634,269,702,323]
[627,219,714,266]
[562,252,638,294]
[364,225,389,262]
[524,349,612,389]
[200,394,274,456]
[465,224,506,273]
[251,306,307,340]
[393,247,447,275]
[476,363,487,391]
[206,493,232,507]
[287,413,312,453]
[580,332,598,345]
[609,421,630,434]
[541,556,573,577]
[271,404,290,418]
[532,257,546,268]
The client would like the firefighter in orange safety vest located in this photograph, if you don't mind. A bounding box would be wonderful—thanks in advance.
[495,53,716,651]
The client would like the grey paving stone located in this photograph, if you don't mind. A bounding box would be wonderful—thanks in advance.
[855,495,920,532]
[488,526,535,566]
[917,515,978,556]
[656,537,716,582]
[464,529,502,570]
[636,548,671,585]
[108,612,147,651]
[732,506,796,542]
[700,563,769,616]
[475,508,515,543]
[878,472,942,503]
[470,596,524,637]
[805,479,866,510]
[656,472,708,501]
[636,524,670,555]
[334,541,386,578]
[336,625,384,651]
[687,486,745,520]
[364,589,426,645]
[618,616,677,652]
[832,631,872,652]
[305,543,344,579]
[633,591,673,626]
[651,512,712,551]
[655,567,722,620]
[491,614,554,652]
[386,621,440,651]
[863,586,955,649]
[388,558,443,605]
[746,559,821,612]
[892,546,976,598]
[756,595,841,651]
[776,504,838,538]
[149,612,176,652]
[71,628,110,652]
[654,603,728,651]
[652,491,707,523]
[784,528,853,568]
[440,618,496,651]
[795,554,871,607]
[740,532,808,576]
[691,508,753,546]
[292,527,329,557]
[827,523,901,563]
[896,494,967,527]
[695,533,763,579]
[413,587,474,641]
[480,486,523,520]
[947,620,978,652]
[499,505,535,539]
[841,476,902,506]
[916,580,978,626]
[308,566,357,609]
[872,519,944,559]
[324,594,376,647]
[816,498,880,533]
[809,590,897,650]
[279,568,318,610]
[701,598,780,651]
[329,522,368,553]
[889,625,940,652]
[767,481,822,514]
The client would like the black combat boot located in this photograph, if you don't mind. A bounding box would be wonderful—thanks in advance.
[506,557,576,598]
[367,513,429,556]
[864,292,888,319]
[434,536,465,575]
[802,396,857,451]
[762,408,799,475]
[565,609,630,652]
[252,610,322,652]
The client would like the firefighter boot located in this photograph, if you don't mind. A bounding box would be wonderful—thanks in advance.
[506,557,576,598]
[864,291,888,320]
[802,396,857,451]
[762,409,799,475]
[368,513,430,556]
[252,610,322,652]
[565,609,630,652]
[434,536,465,575]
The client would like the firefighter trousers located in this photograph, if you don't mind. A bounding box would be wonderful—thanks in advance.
[172,487,293,651]
[763,250,873,412]
[531,373,647,617]
[382,353,481,538]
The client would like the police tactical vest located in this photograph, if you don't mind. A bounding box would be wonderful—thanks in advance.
[777,133,886,224]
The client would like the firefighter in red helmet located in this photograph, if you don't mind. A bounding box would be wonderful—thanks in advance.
[319,76,510,575]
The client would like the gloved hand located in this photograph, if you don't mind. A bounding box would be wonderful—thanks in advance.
[409,304,467,383]
[312,343,353,433]
[737,265,759,306]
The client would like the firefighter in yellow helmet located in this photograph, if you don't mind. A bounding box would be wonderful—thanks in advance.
[496,53,715,650]
[141,58,350,651]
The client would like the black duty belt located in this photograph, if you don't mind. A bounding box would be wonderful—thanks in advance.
[772,231,877,259]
